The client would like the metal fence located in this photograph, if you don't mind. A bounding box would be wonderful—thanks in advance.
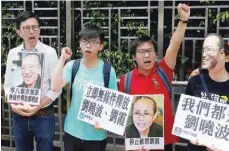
[1,0,229,151]
[66,1,229,80]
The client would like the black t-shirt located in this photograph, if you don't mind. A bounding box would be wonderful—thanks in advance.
[185,71,229,151]
[185,71,229,104]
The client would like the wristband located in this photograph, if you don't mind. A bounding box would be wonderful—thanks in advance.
[179,19,189,24]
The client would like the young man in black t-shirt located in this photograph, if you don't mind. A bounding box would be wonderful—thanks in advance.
[185,34,229,151]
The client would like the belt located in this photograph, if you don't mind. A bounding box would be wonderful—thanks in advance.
[13,108,54,117]
[35,108,54,116]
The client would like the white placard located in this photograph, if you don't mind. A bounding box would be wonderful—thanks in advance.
[125,95,164,150]
[78,83,133,136]
[172,94,229,151]
[7,52,44,106]
[125,137,164,150]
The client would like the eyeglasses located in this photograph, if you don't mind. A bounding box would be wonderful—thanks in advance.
[136,48,155,56]
[202,47,218,54]
[21,65,39,72]
[21,25,40,32]
[80,40,101,46]
[133,112,154,118]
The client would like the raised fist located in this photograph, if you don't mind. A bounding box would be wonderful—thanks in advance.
[177,3,191,21]
[60,47,72,61]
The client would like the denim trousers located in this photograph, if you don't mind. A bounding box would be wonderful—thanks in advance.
[12,113,55,151]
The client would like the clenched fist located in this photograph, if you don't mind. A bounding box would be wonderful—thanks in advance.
[177,3,191,21]
[60,47,72,61]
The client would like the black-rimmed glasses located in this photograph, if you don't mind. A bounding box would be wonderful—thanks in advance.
[21,25,40,32]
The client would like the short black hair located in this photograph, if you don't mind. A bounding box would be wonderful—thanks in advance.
[79,25,105,42]
[205,33,224,50]
[15,11,40,30]
[129,35,157,57]
[134,96,157,114]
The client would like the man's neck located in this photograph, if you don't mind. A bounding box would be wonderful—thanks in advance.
[138,68,152,76]
[24,42,38,51]
[82,57,99,69]
[208,68,229,82]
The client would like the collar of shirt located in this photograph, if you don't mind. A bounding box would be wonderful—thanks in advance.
[20,40,43,53]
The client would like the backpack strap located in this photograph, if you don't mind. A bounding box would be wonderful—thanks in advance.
[70,59,81,102]
[124,70,133,94]
[103,61,111,88]
[156,66,172,98]
[200,73,212,100]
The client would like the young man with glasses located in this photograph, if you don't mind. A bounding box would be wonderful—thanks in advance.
[119,3,190,151]
[185,34,229,151]
[4,11,61,151]
[51,25,118,151]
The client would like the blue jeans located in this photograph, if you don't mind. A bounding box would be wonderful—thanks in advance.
[12,113,55,151]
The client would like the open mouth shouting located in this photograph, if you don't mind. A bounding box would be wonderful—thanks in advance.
[85,50,92,54]
[29,36,36,42]
[143,60,153,68]
[144,60,152,65]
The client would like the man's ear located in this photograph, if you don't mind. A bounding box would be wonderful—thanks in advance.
[219,49,225,60]
[99,43,104,52]
[132,55,136,60]
[16,29,21,37]
[132,55,137,66]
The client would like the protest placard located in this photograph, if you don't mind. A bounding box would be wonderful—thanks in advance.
[172,94,229,151]
[125,95,164,150]
[78,83,133,135]
[7,52,44,106]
